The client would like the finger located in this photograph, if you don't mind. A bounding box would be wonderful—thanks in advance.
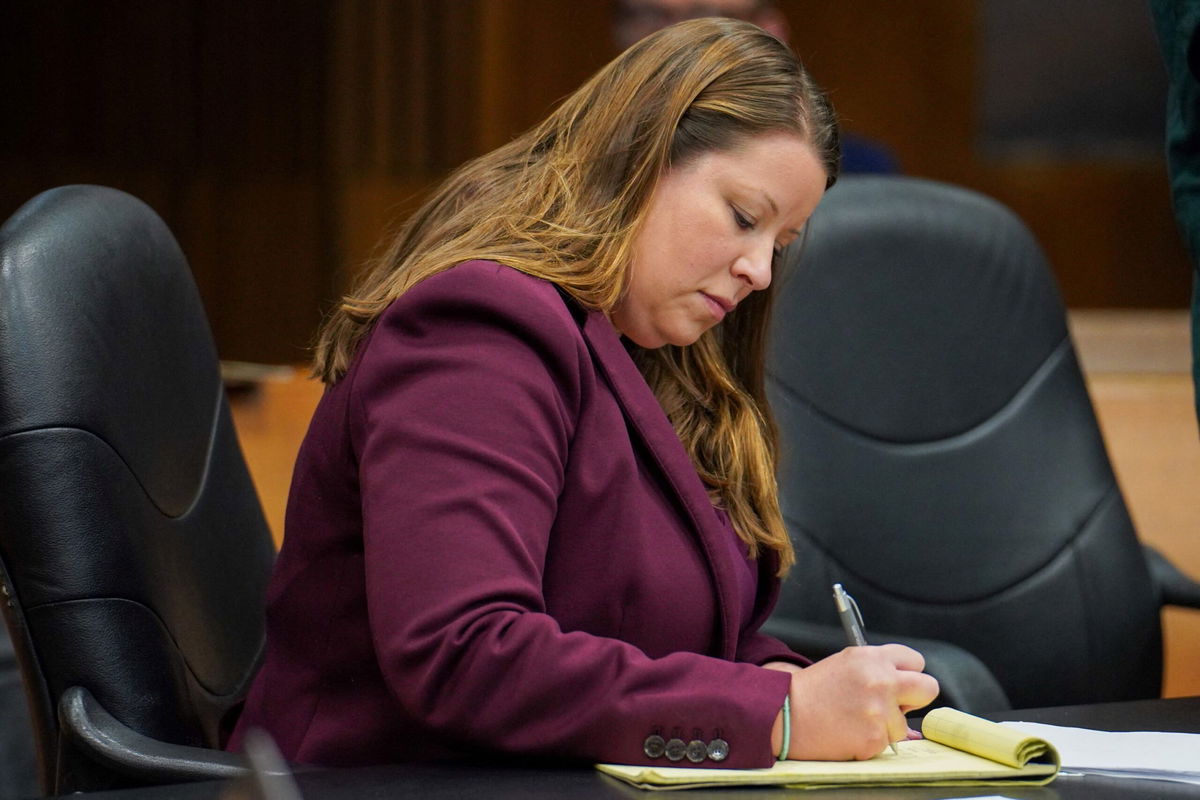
[857,725,899,761]
[859,714,906,759]
[896,671,940,712]
[858,698,910,759]
[884,707,910,751]
[874,643,926,672]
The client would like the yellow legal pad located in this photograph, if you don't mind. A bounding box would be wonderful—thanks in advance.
[596,708,1060,790]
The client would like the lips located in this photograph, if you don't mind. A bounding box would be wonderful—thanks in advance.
[701,292,736,320]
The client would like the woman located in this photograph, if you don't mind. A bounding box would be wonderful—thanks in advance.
[230,17,937,769]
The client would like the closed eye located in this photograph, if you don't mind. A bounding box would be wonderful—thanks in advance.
[732,207,755,230]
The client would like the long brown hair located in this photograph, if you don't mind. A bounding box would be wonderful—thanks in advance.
[314,18,839,574]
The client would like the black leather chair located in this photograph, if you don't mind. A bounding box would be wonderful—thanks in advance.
[764,176,1200,712]
[0,186,276,794]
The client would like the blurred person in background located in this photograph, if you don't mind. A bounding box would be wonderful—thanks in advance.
[613,0,899,173]
[612,0,791,46]
[1151,0,1200,423]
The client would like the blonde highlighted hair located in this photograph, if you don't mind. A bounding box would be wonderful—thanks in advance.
[314,18,839,575]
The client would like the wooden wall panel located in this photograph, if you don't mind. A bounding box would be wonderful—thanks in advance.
[0,0,337,364]
[327,0,613,285]
[778,0,1190,309]
[333,0,1191,310]
[474,0,615,150]
[780,0,978,176]
[1,1,1189,367]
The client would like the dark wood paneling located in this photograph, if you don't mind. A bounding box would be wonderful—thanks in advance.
[0,0,336,364]
[327,0,613,281]
[780,0,978,176]
[2,1,1187,369]
[778,0,1190,308]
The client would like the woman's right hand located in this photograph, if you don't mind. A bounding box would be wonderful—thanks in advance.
[767,645,939,761]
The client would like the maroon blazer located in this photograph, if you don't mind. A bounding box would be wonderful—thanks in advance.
[230,261,806,769]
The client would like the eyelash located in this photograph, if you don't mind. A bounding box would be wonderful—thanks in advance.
[733,206,784,262]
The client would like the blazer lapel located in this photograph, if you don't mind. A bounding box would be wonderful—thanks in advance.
[580,310,741,660]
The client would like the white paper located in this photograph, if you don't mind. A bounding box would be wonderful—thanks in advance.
[1001,721,1200,785]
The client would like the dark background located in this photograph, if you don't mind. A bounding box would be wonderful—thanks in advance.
[1,0,1186,363]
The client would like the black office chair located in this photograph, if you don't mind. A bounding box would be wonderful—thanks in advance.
[0,185,276,794]
[764,176,1200,712]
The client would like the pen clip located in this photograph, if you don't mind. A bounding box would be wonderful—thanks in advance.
[832,582,868,646]
[844,590,865,632]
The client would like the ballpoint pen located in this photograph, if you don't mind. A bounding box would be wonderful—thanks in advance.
[832,582,899,755]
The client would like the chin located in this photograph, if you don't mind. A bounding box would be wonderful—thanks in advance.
[664,330,705,348]
[624,321,707,349]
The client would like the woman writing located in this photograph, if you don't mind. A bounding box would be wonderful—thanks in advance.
[230,17,938,769]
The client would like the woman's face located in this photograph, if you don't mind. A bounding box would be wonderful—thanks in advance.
[611,132,826,349]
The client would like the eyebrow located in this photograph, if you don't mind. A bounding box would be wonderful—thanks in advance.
[758,191,803,238]
[761,191,779,216]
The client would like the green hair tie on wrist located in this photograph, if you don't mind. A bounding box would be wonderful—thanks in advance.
[778,695,791,761]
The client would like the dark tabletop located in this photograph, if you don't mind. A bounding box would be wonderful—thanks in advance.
[77,696,1200,800]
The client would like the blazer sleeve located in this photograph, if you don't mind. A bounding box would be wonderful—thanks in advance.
[349,263,790,769]
[735,631,812,668]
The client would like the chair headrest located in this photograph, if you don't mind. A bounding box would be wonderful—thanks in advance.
[770,176,1069,443]
[0,184,220,515]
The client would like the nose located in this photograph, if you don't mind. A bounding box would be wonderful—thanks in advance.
[732,244,773,292]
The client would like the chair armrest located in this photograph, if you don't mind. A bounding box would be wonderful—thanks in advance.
[1144,544,1200,609]
[760,617,1012,714]
[759,617,855,661]
[58,686,251,785]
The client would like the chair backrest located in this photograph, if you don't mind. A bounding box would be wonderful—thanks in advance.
[767,176,1162,709]
[0,185,276,792]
